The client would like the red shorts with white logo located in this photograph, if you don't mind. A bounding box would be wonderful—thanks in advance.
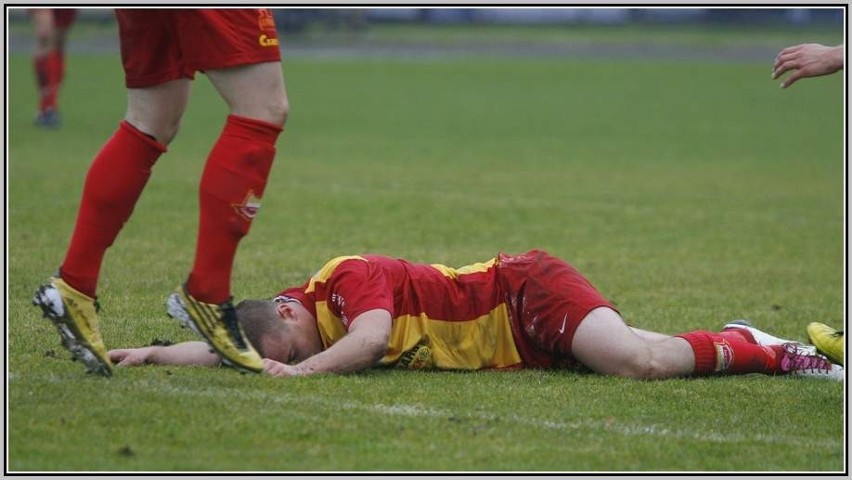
[115,9,282,88]
[496,249,618,369]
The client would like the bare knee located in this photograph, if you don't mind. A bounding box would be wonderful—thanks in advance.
[207,62,289,126]
[228,88,289,127]
[262,95,289,127]
[125,80,190,145]
[125,115,182,145]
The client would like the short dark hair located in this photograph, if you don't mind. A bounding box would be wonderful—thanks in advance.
[235,299,285,357]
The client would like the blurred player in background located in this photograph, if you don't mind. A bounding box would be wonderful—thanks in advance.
[33,9,289,376]
[107,250,844,382]
[772,42,843,88]
[30,8,77,128]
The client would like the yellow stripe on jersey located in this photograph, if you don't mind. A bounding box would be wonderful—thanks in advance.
[429,258,496,278]
[383,303,522,370]
[315,301,348,349]
[306,255,367,294]
[310,255,522,370]
[314,300,522,370]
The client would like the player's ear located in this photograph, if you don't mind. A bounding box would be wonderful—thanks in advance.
[275,302,289,318]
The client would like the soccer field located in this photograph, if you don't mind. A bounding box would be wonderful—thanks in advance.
[6,22,845,473]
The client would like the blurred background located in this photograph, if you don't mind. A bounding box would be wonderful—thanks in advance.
[6,7,845,59]
[7,7,845,30]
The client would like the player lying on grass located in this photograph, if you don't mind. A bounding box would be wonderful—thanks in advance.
[108,250,844,381]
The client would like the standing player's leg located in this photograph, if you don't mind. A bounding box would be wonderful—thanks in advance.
[164,9,288,373]
[30,9,60,127]
[49,9,77,123]
[184,61,287,303]
[32,82,186,376]
[168,62,287,373]
[33,10,188,376]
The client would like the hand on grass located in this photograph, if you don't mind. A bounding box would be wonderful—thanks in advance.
[772,43,843,88]
[262,358,302,377]
[109,347,156,367]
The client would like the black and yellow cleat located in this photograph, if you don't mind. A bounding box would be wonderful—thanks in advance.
[807,322,844,366]
[166,284,263,373]
[33,277,114,376]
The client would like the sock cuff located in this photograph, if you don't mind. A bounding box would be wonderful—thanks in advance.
[675,331,718,374]
[119,120,168,155]
[225,114,283,144]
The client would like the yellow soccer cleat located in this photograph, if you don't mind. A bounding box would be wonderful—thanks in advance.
[166,284,263,373]
[807,322,844,366]
[32,277,114,376]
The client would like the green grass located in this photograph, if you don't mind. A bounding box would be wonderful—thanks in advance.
[7,25,845,473]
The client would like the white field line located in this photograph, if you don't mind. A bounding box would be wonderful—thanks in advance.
[17,373,842,450]
[137,381,843,450]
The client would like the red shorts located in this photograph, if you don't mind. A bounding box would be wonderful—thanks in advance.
[496,250,617,369]
[115,9,282,88]
[53,9,77,29]
[28,9,77,29]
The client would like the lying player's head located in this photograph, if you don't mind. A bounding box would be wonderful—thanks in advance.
[235,297,322,364]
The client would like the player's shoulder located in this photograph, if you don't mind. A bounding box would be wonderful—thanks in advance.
[312,255,368,281]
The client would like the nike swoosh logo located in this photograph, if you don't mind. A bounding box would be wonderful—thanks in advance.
[558,313,568,334]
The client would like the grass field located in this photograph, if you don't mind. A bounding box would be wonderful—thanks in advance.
[6,22,846,473]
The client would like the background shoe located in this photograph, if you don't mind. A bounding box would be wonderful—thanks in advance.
[777,342,843,381]
[35,109,62,129]
[722,320,815,354]
[32,277,114,376]
[807,322,843,366]
[166,284,263,373]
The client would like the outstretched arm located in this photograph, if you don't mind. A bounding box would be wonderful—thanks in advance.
[263,309,391,377]
[108,341,222,367]
[772,43,844,88]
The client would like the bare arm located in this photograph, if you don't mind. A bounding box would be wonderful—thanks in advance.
[108,341,222,367]
[772,43,844,88]
[263,309,391,377]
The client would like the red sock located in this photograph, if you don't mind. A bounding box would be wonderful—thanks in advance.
[34,54,50,111]
[56,50,65,85]
[186,115,283,304]
[676,331,778,375]
[34,50,62,112]
[716,328,756,344]
[60,121,167,297]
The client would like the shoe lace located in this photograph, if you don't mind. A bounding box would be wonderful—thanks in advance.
[782,343,833,374]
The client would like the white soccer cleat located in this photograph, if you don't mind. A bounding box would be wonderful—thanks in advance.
[778,342,844,381]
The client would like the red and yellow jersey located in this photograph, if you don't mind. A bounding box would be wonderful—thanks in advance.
[278,255,523,370]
